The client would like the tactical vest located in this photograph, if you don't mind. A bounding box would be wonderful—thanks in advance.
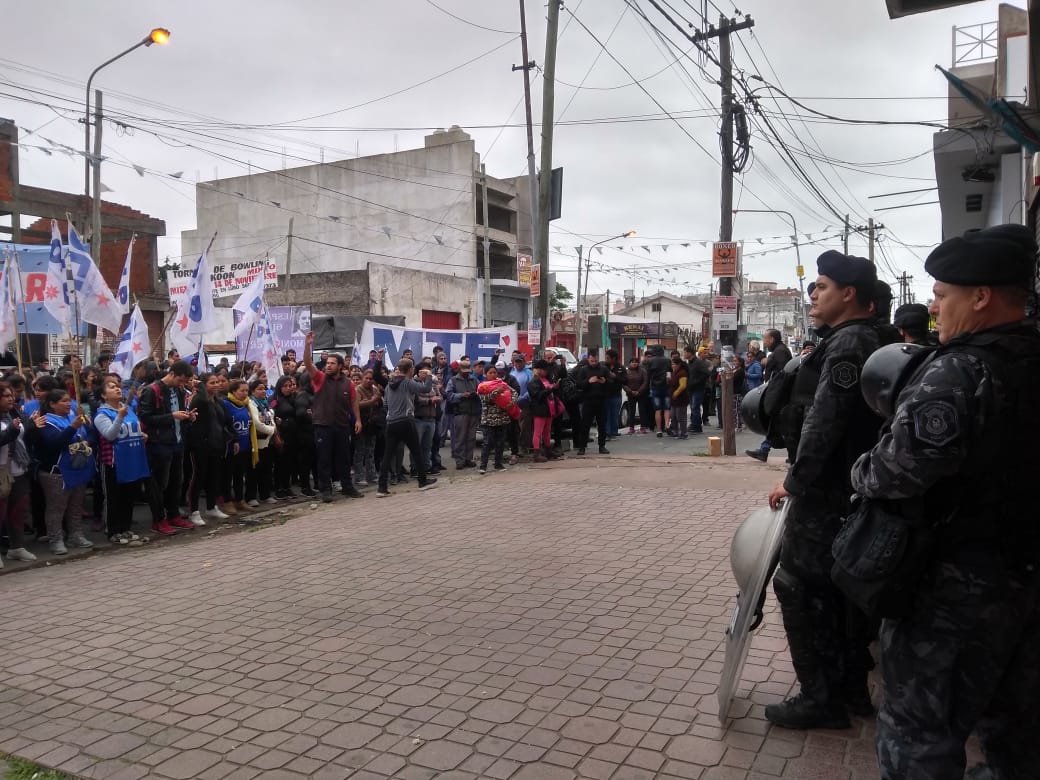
[916,328,1040,568]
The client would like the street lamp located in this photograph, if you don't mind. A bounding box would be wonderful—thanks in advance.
[84,28,170,262]
[733,208,808,339]
[575,230,635,354]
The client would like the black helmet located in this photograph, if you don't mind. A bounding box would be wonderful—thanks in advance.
[861,342,935,418]
[740,384,769,435]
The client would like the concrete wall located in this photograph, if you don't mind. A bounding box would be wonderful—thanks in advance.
[368,263,478,329]
[182,138,479,281]
[264,270,370,317]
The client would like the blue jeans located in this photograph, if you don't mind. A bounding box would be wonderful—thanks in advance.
[415,418,436,471]
[607,396,622,436]
[689,389,705,432]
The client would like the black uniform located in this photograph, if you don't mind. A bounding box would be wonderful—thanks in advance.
[851,325,1040,778]
[572,361,614,451]
[771,318,881,725]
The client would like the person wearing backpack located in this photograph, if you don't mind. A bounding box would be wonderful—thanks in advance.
[138,360,196,536]
[849,225,1040,778]
[746,329,792,461]
[763,251,883,730]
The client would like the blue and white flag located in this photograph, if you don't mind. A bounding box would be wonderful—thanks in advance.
[109,304,150,381]
[45,220,72,332]
[117,234,135,315]
[67,221,123,334]
[352,332,361,367]
[257,302,281,381]
[231,268,265,338]
[184,253,218,336]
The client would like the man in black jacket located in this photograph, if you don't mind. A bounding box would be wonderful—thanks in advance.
[684,346,710,435]
[573,350,615,456]
[746,328,793,461]
[139,360,196,536]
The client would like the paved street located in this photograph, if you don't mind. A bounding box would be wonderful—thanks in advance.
[0,441,885,780]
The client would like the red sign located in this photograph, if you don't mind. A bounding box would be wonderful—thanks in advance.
[712,242,738,277]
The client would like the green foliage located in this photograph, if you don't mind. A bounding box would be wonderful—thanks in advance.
[550,283,573,312]
[4,756,78,780]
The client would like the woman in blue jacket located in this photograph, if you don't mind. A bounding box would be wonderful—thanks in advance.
[222,379,255,513]
[36,389,95,555]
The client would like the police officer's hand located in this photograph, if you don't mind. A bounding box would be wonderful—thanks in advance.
[768,482,789,510]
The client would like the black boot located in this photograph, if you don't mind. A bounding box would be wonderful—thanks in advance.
[764,693,850,729]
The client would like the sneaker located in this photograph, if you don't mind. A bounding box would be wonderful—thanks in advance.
[340,486,363,499]
[189,511,207,527]
[463,460,477,468]
[478,466,487,474]
[262,497,277,505]
[168,516,195,530]
[151,520,178,536]
[493,464,507,472]
[376,488,391,497]
[533,453,548,463]
[274,489,290,500]
[300,488,318,498]
[49,539,68,555]
[6,547,36,562]
[679,435,689,440]
[628,427,636,435]
[67,533,94,549]
[321,490,334,503]
[247,499,261,508]
[205,507,230,521]
[764,693,851,730]
[657,431,663,438]
[110,533,129,546]
[220,502,239,516]
[418,477,438,491]
[576,448,586,456]
[598,446,610,454]
[745,449,768,463]
[638,427,649,434]
[235,501,251,512]
[355,480,368,487]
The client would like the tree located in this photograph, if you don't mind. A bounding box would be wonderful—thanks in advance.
[550,282,573,312]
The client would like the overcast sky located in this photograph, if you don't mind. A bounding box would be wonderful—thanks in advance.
[0,0,1015,305]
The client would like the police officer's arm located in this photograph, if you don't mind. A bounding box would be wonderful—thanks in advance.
[783,348,864,496]
[850,356,977,499]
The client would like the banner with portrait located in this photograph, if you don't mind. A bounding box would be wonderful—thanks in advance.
[234,305,310,362]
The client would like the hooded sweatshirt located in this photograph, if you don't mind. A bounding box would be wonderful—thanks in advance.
[384,373,433,424]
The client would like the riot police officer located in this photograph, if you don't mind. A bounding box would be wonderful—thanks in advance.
[765,250,883,729]
[850,224,1040,778]
[892,302,937,346]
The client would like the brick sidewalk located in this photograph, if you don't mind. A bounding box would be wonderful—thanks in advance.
[0,458,882,779]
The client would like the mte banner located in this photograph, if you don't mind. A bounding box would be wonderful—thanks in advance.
[359,321,517,366]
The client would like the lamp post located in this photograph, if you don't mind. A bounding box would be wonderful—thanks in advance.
[84,27,170,263]
[733,208,807,339]
[575,230,634,355]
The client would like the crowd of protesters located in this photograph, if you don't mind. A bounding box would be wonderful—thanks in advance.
[0,331,785,563]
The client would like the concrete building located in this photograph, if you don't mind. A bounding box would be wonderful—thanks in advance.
[182,127,532,346]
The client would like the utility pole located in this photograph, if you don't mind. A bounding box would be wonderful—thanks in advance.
[867,217,875,263]
[284,217,294,305]
[574,245,583,353]
[843,214,851,254]
[536,0,561,350]
[514,0,538,266]
[704,12,754,456]
[90,90,103,263]
[481,164,493,327]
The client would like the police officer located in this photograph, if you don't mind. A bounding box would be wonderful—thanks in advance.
[850,224,1040,778]
[892,302,936,346]
[765,250,883,729]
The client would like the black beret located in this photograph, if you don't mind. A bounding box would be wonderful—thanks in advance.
[873,280,893,304]
[893,303,929,329]
[924,224,1037,287]
[806,281,816,296]
[816,250,878,288]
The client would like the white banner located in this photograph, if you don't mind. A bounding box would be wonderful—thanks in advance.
[713,295,738,331]
[167,258,278,303]
[359,320,518,366]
